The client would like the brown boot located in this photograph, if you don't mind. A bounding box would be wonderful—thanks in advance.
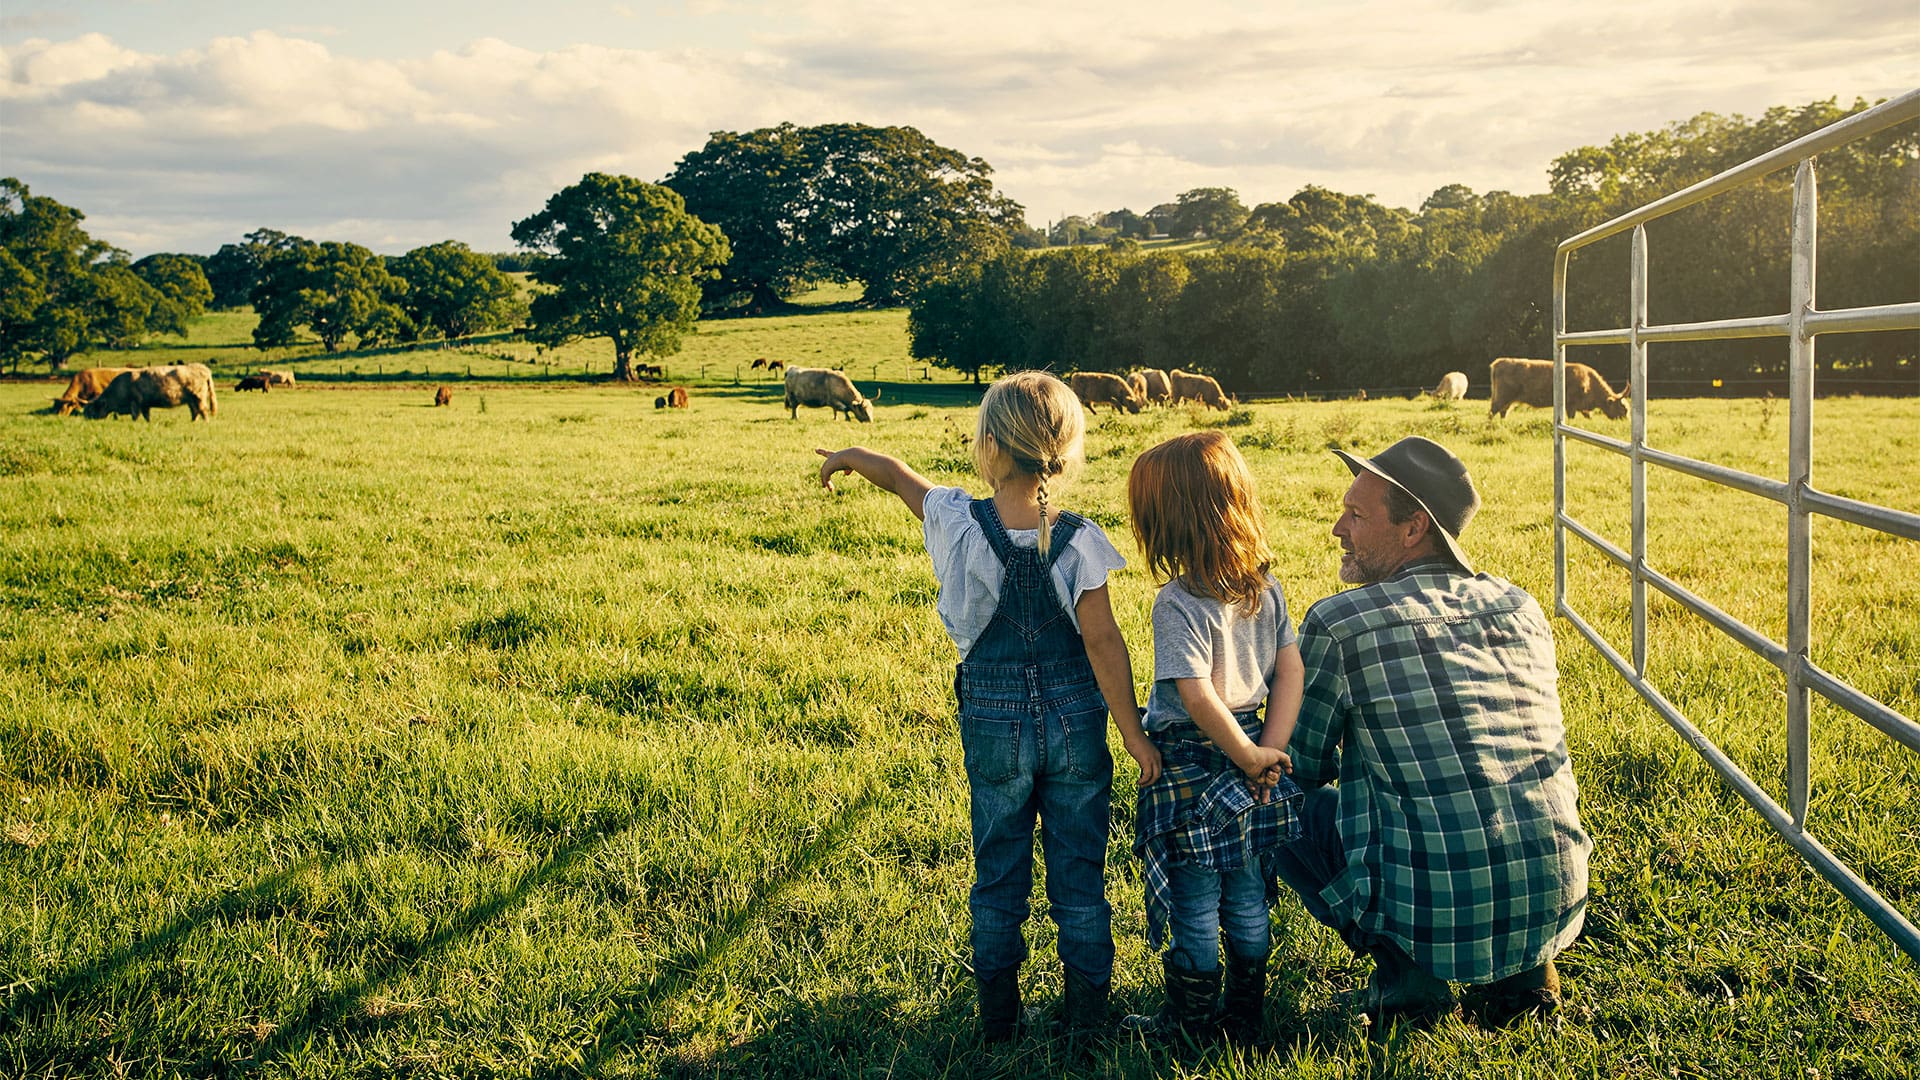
[1363,944,1454,1025]
[1469,959,1561,1026]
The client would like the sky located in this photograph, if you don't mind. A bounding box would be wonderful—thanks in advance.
[2,1,1914,257]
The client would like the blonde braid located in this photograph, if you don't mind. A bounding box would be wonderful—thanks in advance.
[1035,471,1053,560]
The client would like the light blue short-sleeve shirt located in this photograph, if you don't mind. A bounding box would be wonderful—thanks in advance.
[920,486,1127,660]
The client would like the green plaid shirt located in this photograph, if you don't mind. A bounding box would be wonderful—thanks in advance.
[1290,559,1590,982]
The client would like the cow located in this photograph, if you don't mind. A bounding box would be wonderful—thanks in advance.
[1137,368,1173,405]
[1431,371,1469,401]
[84,364,218,421]
[1169,369,1232,410]
[1129,371,1149,403]
[668,386,689,409]
[655,396,667,409]
[1068,371,1144,414]
[636,363,665,379]
[261,369,296,388]
[750,358,768,369]
[434,385,452,407]
[1489,357,1628,420]
[785,366,877,422]
[51,366,136,415]
[236,375,271,392]
[767,360,785,375]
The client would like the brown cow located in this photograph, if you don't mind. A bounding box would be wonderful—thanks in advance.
[84,364,218,421]
[636,363,665,379]
[1169,369,1232,410]
[1489,357,1628,420]
[434,385,452,407]
[1137,368,1173,405]
[1128,371,1148,403]
[750,358,768,369]
[1068,371,1144,414]
[260,369,296,388]
[784,366,876,422]
[51,366,136,415]
[236,375,271,392]
[767,360,785,375]
[668,386,689,409]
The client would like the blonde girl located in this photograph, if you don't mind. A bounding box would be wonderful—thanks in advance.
[1121,430,1303,1043]
[816,370,1161,1041]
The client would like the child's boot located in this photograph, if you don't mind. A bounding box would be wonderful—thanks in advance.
[1218,944,1268,1043]
[1059,965,1110,1033]
[976,967,1025,1043]
[1120,955,1220,1042]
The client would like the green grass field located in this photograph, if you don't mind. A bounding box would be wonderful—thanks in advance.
[2,310,1917,1078]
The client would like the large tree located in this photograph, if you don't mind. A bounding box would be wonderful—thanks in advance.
[391,240,522,340]
[0,177,170,369]
[511,173,730,382]
[133,253,214,337]
[665,123,1021,309]
[1170,187,1250,240]
[250,238,410,352]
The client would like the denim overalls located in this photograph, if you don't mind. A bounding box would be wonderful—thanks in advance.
[955,498,1115,985]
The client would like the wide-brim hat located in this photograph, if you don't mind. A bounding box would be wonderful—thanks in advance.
[1332,436,1480,573]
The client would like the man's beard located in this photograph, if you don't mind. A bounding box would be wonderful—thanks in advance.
[1339,549,1394,585]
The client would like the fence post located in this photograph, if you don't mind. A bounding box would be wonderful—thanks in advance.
[1786,158,1818,830]
[1630,224,1649,678]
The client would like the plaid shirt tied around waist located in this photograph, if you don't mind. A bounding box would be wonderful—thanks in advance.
[1132,712,1304,950]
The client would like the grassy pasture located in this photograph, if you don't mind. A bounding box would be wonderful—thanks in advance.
[1,370,1916,1078]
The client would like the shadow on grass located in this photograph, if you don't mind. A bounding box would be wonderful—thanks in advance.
[639,979,1375,1079]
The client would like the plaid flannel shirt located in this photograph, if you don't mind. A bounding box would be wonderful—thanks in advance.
[1289,558,1590,982]
[1133,714,1304,950]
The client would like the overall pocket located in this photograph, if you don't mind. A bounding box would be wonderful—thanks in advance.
[959,708,1023,785]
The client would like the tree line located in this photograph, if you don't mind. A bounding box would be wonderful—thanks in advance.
[4,102,1911,387]
[911,97,1918,393]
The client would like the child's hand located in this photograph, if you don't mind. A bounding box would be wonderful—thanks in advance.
[1234,744,1286,783]
[1247,752,1290,803]
[1124,736,1163,788]
[815,448,853,492]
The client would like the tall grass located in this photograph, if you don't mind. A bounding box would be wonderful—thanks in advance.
[1,378,1914,1078]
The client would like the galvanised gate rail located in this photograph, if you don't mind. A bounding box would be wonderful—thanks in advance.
[1552,89,1920,959]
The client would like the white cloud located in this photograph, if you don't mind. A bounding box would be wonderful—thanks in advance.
[1,2,1913,255]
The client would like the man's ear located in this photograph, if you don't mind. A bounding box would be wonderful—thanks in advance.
[1401,508,1434,551]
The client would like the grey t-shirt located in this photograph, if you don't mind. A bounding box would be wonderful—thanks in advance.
[1146,573,1297,733]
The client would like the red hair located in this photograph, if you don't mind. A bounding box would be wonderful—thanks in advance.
[1127,431,1273,610]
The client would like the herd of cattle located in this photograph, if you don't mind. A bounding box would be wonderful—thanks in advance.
[39,356,1629,426]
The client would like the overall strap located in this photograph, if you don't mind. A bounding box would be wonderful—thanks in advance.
[968,497,1021,565]
[1045,511,1087,569]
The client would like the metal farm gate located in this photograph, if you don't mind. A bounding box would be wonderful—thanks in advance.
[1551,89,1920,958]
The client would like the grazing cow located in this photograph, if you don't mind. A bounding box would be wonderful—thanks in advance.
[434,385,452,407]
[1068,371,1144,414]
[751,358,768,369]
[1489,357,1628,420]
[261,369,296,387]
[636,363,664,379]
[236,375,271,392]
[767,360,785,375]
[668,386,689,409]
[51,366,137,415]
[1354,388,1369,401]
[784,366,877,422]
[1137,368,1173,405]
[1128,371,1149,402]
[1169,369,1232,410]
[84,364,218,421]
[655,396,667,409]
[1431,371,1469,401]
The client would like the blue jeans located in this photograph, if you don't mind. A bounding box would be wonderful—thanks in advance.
[1165,852,1271,971]
[1270,784,1379,957]
[960,681,1115,983]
